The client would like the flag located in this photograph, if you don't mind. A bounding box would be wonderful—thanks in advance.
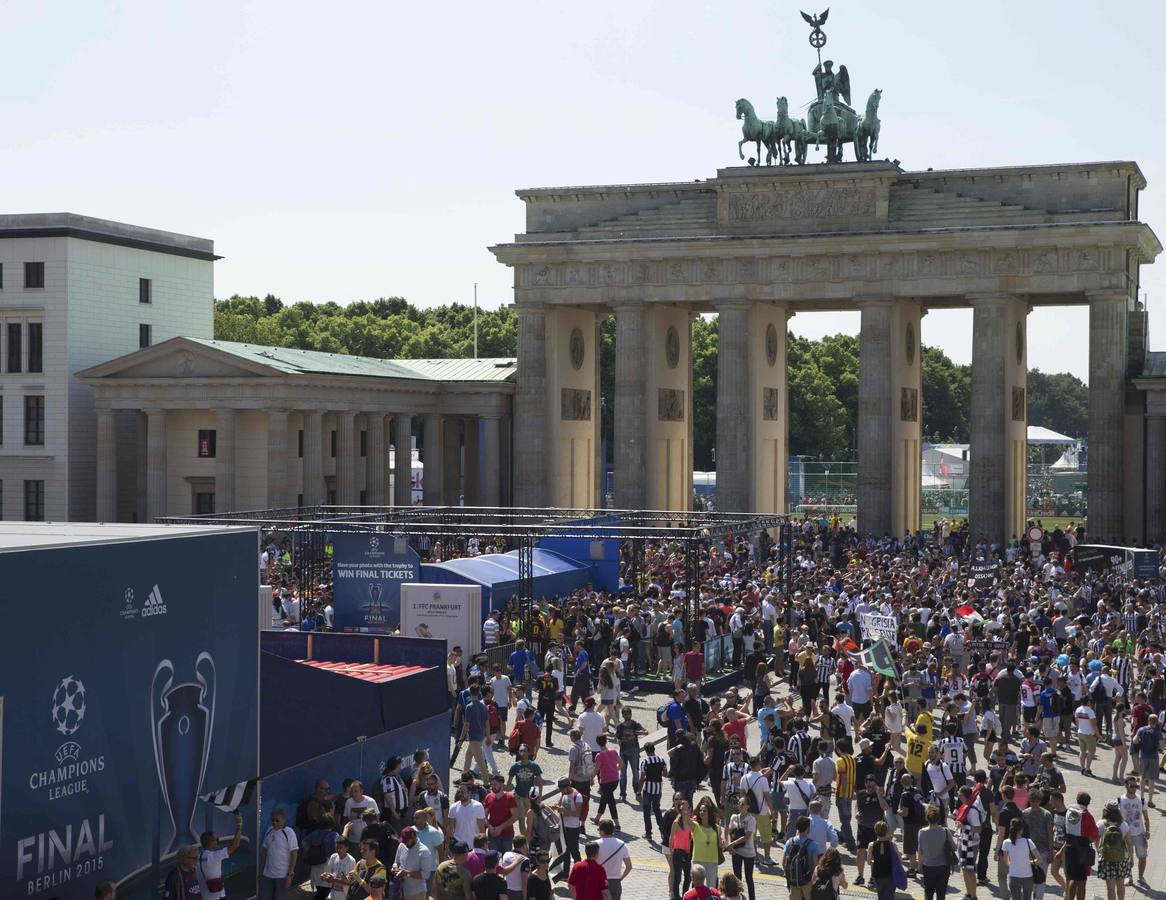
[850,638,899,680]
[956,604,985,624]
[834,634,859,655]
[201,779,257,812]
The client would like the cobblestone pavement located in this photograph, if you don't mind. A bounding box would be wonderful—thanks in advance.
[452,684,1166,900]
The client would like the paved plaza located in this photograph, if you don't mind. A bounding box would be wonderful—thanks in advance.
[453,682,1166,900]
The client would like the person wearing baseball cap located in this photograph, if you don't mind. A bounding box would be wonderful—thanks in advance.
[392,826,433,900]
[435,842,472,900]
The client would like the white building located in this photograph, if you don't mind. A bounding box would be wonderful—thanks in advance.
[0,214,215,521]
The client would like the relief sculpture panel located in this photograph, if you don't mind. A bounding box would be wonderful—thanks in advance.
[658,388,685,422]
[561,388,592,421]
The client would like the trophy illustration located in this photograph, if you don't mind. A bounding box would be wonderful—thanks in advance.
[151,651,216,855]
[367,581,384,612]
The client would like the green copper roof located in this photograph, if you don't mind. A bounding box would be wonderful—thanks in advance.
[187,338,517,383]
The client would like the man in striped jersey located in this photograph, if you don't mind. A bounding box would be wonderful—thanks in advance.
[637,743,667,840]
[786,719,813,768]
[936,721,969,788]
[815,649,835,704]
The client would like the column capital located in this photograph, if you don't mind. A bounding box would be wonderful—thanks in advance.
[610,298,648,313]
[1085,289,1131,305]
[853,294,896,309]
[966,291,1015,307]
[711,298,752,312]
[514,301,548,315]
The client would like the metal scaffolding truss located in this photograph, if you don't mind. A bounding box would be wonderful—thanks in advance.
[164,505,792,637]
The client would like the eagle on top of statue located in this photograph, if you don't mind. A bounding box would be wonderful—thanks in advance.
[800,8,828,28]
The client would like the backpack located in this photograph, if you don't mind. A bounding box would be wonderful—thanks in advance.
[1065,806,1084,838]
[571,745,596,782]
[507,726,522,755]
[741,772,763,814]
[1091,679,1107,703]
[302,831,328,867]
[657,704,670,727]
[783,837,813,886]
[1101,824,1125,863]
[955,784,982,825]
[809,869,837,900]
[829,713,847,740]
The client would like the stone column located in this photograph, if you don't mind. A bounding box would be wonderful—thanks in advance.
[514,304,547,506]
[856,298,893,535]
[423,414,443,505]
[366,413,387,505]
[716,301,750,513]
[215,408,236,513]
[335,410,357,505]
[481,415,502,507]
[96,407,117,522]
[968,294,1028,546]
[464,418,481,505]
[1146,411,1166,545]
[614,303,647,509]
[1087,291,1129,542]
[267,410,289,508]
[302,410,325,507]
[145,408,167,521]
[854,296,923,537]
[394,414,414,506]
[443,417,462,505]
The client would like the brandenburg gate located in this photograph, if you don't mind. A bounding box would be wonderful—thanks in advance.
[489,16,1165,545]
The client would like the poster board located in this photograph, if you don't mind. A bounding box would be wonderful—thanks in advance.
[401,583,481,658]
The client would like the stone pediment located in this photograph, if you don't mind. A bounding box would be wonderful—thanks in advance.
[77,337,277,380]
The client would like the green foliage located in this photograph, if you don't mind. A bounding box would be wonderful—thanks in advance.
[213,296,1087,460]
[1026,369,1088,438]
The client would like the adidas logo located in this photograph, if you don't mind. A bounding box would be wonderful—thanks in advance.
[141,584,168,617]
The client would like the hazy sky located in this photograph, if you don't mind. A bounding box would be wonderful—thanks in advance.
[8,0,1166,381]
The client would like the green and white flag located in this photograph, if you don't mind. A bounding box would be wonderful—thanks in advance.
[850,638,899,680]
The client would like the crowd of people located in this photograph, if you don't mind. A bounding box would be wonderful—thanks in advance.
[230,514,1165,900]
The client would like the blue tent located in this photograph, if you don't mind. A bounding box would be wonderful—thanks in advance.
[420,548,594,615]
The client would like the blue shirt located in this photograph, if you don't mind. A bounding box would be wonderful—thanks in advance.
[806,816,837,852]
[784,835,820,862]
[1038,688,1057,718]
[666,700,689,733]
[509,649,531,683]
[575,650,590,677]
[464,699,488,741]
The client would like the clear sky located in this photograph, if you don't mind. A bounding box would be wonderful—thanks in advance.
[7,0,1165,381]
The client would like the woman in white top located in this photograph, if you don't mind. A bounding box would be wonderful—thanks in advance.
[1001,818,1040,900]
[884,692,905,752]
[723,795,757,900]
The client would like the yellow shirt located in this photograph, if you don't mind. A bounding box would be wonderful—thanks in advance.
[904,726,931,776]
[548,619,565,640]
[691,822,720,863]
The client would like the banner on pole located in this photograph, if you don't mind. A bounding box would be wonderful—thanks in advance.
[331,532,420,632]
[860,612,899,643]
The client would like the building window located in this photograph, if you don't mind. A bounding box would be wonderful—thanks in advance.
[359,490,367,505]
[330,430,337,457]
[0,480,3,519]
[24,480,44,521]
[23,395,44,446]
[139,323,152,349]
[139,278,152,304]
[7,323,21,372]
[0,395,4,444]
[27,323,43,374]
[193,491,215,515]
[24,262,45,289]
[297,429,304,458]
[0,263,4,289]
[197,429,217,458]
[327,489,337,505]
[360,429,368,457]
[296,493,303,507]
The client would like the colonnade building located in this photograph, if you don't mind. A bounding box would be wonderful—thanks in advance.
[491,161,1166,545]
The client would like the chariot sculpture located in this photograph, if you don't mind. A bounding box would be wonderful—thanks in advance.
[736,8,883,166]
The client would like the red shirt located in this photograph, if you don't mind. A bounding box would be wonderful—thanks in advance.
[722,717,747,749]
[484,790,518,837]
[683,888,722,900]
[837,657,855,688]
[1132,703,1154,733]
[684,651,705,680]
[567,859,608,900]
[517,720,541,758]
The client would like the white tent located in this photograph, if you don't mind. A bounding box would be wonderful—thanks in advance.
[922,473,951,489]
[1051,446,1081,470]
[1027,425,1076,445]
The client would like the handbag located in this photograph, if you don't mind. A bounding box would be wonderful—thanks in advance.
[1030,840,1046,884]
[943,831,959,869]
[888,842,908,891]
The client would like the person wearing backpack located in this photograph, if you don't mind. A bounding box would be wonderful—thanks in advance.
[1096,802,1133,899]
[916,805,954,900]
[739,757,773,867]
[782,816,822,900]
[568,729,597,826]
[809,846,847,900]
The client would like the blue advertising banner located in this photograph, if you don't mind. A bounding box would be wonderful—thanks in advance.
[0,528,259,900]
[331,532,420,632]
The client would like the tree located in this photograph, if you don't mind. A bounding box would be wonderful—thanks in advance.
[1027,369,1088,438]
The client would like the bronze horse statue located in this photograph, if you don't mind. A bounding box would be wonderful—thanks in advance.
[775,96,813,166]
[855,89,882,162]
[735,98,780,165]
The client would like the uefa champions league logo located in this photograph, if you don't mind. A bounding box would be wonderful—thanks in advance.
[151,652,216,855]
[369,535,380,552]
[51,676,87,736]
